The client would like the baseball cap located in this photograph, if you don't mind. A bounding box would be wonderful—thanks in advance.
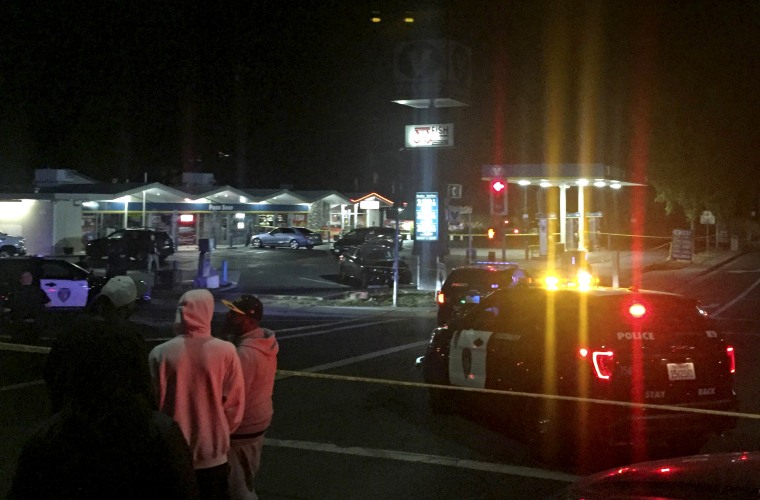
[100,275,137,308]
[222,294,263,320]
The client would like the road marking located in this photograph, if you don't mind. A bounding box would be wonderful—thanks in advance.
[263,438,579,483]
[711,275,760,318]
[279,318,406,340]
[276,340,428,381]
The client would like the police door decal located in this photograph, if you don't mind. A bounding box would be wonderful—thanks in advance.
[448,329,492,388]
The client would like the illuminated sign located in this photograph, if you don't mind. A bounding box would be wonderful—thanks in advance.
[359,200,380,210]
[415,192,438,241]
[405,124,454,148]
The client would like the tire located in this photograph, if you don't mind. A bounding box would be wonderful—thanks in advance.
[289,239,300,250]
[0,250,11,258]
[251,239,262,248]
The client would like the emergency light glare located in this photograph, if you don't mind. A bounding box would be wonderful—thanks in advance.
[628,303,647,318]
[490,179,506,193]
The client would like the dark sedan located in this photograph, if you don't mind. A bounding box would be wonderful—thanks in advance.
[250,227,322,249]
[338,244,412,287]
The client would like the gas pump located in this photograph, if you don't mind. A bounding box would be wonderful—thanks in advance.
[194,238,219,289]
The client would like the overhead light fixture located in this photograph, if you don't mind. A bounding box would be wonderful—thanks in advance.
[610,182,622,190]
[593,180,607,188]
[518,180,531,186]
[576,179,589,186]
[539,181,552,188]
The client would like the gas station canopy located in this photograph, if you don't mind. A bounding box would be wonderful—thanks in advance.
[480,163,646,251]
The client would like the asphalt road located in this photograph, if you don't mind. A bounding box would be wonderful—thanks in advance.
[2,247,760,498]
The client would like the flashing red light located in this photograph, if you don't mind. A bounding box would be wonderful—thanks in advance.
[727,345,736,373]
[490,179,506,193]
[628,302,647,319]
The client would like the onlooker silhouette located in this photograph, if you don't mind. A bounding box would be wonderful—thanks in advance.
[150,289,245,500]
[222,295,279,500]
[10,320,199,499]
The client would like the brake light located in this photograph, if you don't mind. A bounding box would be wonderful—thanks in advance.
[628,302,647,319]
[580,348,614,380]
[436,291,445,305]
[726,345,736,374]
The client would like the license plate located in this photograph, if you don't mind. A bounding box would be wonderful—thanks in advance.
[667,362,696,381]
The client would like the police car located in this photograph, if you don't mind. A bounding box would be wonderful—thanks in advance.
[420,283,738,464]
[0,257,104,309]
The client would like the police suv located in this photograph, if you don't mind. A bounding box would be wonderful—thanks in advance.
[420,283,738,465]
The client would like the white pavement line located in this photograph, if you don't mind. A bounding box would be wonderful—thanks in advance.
[299,277,338,285]
[279,318,406,340]
[276,314,388,333]
[1,380,45,392]
[276,340,428,381]
[264,438,579,483]
[712,275,760,318]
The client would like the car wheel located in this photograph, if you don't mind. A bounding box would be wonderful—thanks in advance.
[251,238,262,248]
[289,239,300,250]
[0,249,11,258]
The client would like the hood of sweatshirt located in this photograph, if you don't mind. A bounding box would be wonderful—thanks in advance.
[174,289,214,337]
[240,327,279,357]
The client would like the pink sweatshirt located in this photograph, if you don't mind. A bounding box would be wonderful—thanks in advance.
[149,289,245,469]
[233,327,279,436]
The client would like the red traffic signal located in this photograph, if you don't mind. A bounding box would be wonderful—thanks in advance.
[490,179,507,193]
[490,178,507,215]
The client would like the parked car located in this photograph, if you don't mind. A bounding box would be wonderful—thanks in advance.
[435,263,531,326]
[331,226,402,256]
[85,228,174,265]
[338,244,412,287]
[420,285,738,466]
[0,230,27,257]
[250,227,322,249]
[0,256,104,309]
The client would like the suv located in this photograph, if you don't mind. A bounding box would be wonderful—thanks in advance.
[0,230,27,258]
[435,263,530,326]
[331,227,402,256]
[421,286,738,465]
[86,228,174,265]
[0,256,103,309]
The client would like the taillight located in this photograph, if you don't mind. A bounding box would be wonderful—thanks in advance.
[726,345,736,374]
[580,348,614,380]
[436,291,445,305]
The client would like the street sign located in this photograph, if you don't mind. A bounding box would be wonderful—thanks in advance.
[447,184,462,199]
[671,229,693,262]
[700,210,715,225]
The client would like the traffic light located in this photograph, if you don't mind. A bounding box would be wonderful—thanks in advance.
[490,178,507,215]
[487,227,496,239]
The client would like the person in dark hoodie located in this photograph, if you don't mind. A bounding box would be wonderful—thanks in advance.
[10,320,199,499]
[150,288,245,500]
[222,294,279,500]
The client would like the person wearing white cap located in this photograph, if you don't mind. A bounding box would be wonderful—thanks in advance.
[222,294,278,500]
[150,289,245,500]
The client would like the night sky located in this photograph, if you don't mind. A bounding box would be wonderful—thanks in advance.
[2,1,759,208]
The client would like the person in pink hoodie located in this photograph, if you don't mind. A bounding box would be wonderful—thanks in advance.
[222,295,279,500]
[150,289,245,500]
